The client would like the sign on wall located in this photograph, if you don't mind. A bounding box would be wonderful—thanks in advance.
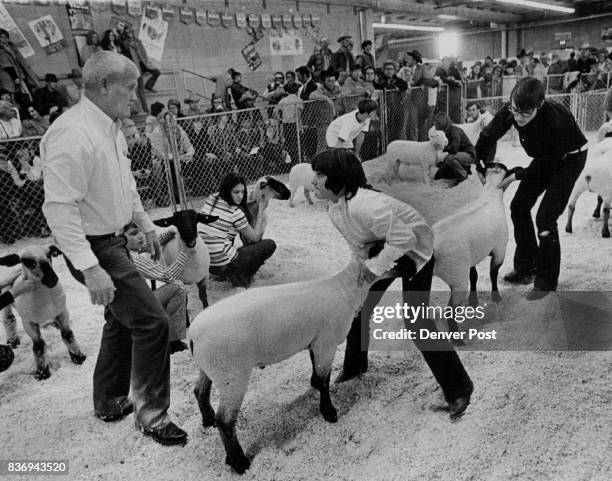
[269,30,303,56]
[127,0,143,18]
[28,15,66,54]
[139,5,167,64]
[66,2,93,31]
[180,6,194,25]
[241,42,262,71]
[195,8,206,26]
[0,4,35,58]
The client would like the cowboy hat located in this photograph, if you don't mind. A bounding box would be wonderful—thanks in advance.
[337,31,352,43]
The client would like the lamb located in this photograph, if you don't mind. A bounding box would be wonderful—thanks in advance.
[384,128,448,184]
[188,253,391,474]
[0,244,86,380]
[565,137,612,238]
[288,163,316,207]
[245,176,291,231]
[433,161,522,344]
[456,110,494,146]
[153,209,218,308]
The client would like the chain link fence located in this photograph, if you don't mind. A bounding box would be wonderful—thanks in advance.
[1,84,609,246]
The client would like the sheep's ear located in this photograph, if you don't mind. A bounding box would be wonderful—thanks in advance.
[197,213,219,225]
[475,159,487,175]
[0,254,21,267]
[505,167,523,179]
[266,177,291,200]
[153,216,172,227]
[48,245,62,258]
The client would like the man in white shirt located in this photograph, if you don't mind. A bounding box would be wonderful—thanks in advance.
[41,51,187,446]
[325,98,378,156]
[310,148,474,420]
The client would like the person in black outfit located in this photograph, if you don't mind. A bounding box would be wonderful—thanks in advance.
[475,78,587,300]
[433,112,476,183]
[32,73,68,116]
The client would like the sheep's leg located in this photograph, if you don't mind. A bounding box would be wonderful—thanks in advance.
[447,289,466,347]
[593,195,603,218]
[54,308,86,365]
[2,307,20,348]
[468,267,479,307]
[310,343,337,422]
[22,321,50,380]
[215,371,251,474]
[197,279,209,309]
[602,199,611,238]
[489,249,505,303]
[303,188,314,205]
[193,369,215,427]
[289,187,296,208]
[565,176,587,234]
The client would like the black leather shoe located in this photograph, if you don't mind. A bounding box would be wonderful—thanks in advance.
[525,287,553,301]
[95,398,133,422]
[449,395,471,420]
[503,270,535,285]
[140,421,187,446]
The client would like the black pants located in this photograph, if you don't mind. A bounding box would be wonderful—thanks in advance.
[510,152,586,290]
[140,62,161,91]
[343,255,473,404]
[210,239,276,287]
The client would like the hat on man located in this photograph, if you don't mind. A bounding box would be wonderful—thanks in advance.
[45,73,58,83]
[337,31,352,43]
[167,98,180,108]
[68,68,82,79]
[405,50,423,64]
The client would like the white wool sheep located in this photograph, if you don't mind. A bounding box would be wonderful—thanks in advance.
[245,176,291,231]
[565,138,612,238]
[456,110,494,146]
[289,163,316,207]
[189,256,389,474]
[433,162,521,344]
[384,128,448,184]
[1,244,86,380]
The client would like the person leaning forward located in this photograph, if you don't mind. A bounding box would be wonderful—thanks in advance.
[41,51,187,446]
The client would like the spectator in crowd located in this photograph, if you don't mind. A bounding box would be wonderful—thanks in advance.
[230,70,258,122]
[81,30,101,64]
[198,172,276,288]
[150,100,165,118]
[61,68,83,107]
[213,68,234,111]
[296,65,317,100]
[577,44,596,75]
[167,98,184,119]
[181,96,215,196]
[21,103,49,136]
[379,61,408,141]
[183,96,202,117]
[356,40,375,70]
[0,99,21,139]
[124,222,190,354]
[120,25,160,94]
[547,51,567,93]
[261,72,286,105]
[465,101,483,123]
[466,62,482,99]
[295,65,320,160]
[515,49,532,77]
[311,68,341,103]
[100,29,121,53]
[41,51,187,444]
[341,64,373,97]
[491,64,503,96]
[33,74,68,117]
[437,56,463,123]
[403,50,439,141]
[205,94,225,114]
[0,28,39,102]
[307,36,332,81]
[285,70,299,91]
[275,81,302,165]
[336,68,348,87]
[433,111,476,184]
[332,32,355,72]
[325,98,378,156]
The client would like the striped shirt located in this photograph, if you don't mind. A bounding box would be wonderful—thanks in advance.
[128,229,187,283]
[198,195,249,266]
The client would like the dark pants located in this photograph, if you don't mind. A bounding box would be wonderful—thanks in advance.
[210,239,276,287]
[66,235,171,430]
[141,62,161,91]
[434,152,475,180]
[510,152,587,290]
[343,256,473,403]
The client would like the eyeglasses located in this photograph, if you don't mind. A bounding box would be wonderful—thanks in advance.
[509,104,536,117]
[274,77,284,81]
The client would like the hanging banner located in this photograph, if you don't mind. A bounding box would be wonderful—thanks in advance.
[241,42,262,71]
[0,5,35,58]
[207,11,220,28]
[180,6,194,25]
[247,14,260,29]
[293,14,302,29]
[111,0,126,16]
[282,14,293,29]
[90,0,107,12]
[195,8,206,26]
[221,12,233,28]
[235,12,247,29]
[127,0,143,18]
[271,14,281,29]
[139,5,167,64]
[260,13,271,29]
[161,4,176,22]
[145,3,158,19]
[311,14,321,28]
[29,15,66,55]
[66,2,93,31]
[270,29,303,56]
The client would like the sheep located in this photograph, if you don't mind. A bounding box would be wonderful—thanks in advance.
[384,128,448,184]
[565,138,612,238]
[456,110,494,146]
[153,210,218,308]
[0,244,86,380]
[188,252,391,474]
[288,163,316,207]
[245,176,291,231]
[432,161,522,345]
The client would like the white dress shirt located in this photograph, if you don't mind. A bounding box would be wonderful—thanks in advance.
[325,110,370,149]
[41,95,155,271]
[328,188,433,276]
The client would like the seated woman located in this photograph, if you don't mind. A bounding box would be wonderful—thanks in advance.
[21,103,49,137]
[198,172,276,288]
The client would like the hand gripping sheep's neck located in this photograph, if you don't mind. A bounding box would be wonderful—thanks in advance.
[188,257,384,474]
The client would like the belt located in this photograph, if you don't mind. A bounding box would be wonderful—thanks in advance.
[85,224,131,241]
[567,144,588,155]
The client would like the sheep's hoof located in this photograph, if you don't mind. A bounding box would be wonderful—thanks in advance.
[202,408,216,427]
[321,403,338,423]
[7,337,20,349]
[491,291,502,303]
[226,452,250,474]
[593,209,601,219]
[70,351,87,365]
[603,230,610,239]
[35,366,51,381]
[565,225,572,234]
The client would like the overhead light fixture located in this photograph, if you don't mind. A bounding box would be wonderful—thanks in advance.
[438,14,458,20]
[495,0,574,13]
[373,23,445,32]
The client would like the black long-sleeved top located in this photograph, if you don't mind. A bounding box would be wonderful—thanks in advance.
[476,101,587,179]
[0,291,15,310]
[443,124,476,159]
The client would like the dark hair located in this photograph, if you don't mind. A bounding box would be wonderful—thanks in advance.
[311,149,368,201]
[85,30,99,46]
[361,40,372,49]
[286,82,300,94]
[274,71,284,79]
[350,63,362,72]
[150,101,165,117]
[357,98,378,114]
[433,111,452,130]
[285,70,295,78]
[100,29,119,50]
[320,69,336,82]
[466,101,480,110]
[295,66,311,77]
[216,172,251,222]
[510,77,545,111]
[231,71,242,80]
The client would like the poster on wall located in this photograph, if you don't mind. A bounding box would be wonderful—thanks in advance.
[28,15,67,54]
[127,0,143,18]
[261,13,271,29]
[207,11,220,28]
[241,42,262,71]
[111,0,126,16]
[73,33,88,66]
[109,16,133,36]
[269,30,303,56]
[180,7,194,25]
[90,0,107,12]
[139,5,168,64]
[195,8,206,26]
[66,2,93,31]
[0,4,35,58]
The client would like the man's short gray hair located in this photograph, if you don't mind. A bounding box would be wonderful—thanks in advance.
[83,51,139,92]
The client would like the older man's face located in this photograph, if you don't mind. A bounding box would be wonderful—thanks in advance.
[106,74,138,120]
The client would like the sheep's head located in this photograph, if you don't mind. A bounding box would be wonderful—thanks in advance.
[427,128,448,151]
[250,176,291,204]
[154,210,218,248]
[0,244,63,289]
[475,160,523,190]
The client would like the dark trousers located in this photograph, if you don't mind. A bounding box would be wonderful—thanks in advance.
[510,152,586,290]
[210,239,276,287]
[343,256,473,403]
[434,152,475,180]
[141,62,161,91]
[66,235,171,429]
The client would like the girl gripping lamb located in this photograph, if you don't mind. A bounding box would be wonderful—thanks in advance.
[311,148,473,419]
